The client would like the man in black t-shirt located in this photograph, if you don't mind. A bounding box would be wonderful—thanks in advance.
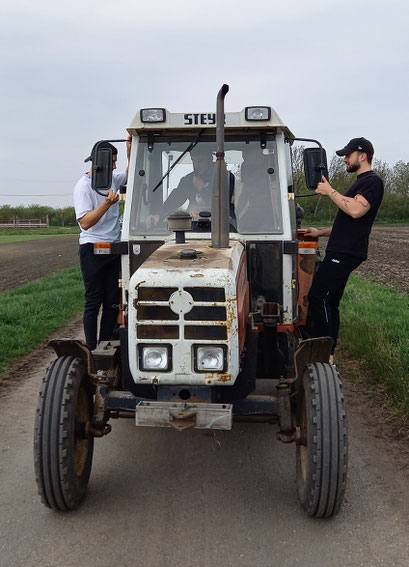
[305,137,384,363]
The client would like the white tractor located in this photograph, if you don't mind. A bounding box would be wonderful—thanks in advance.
[34,85,347,517]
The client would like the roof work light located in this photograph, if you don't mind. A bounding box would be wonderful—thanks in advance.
[245,107,271,121]
[140,108,166,123]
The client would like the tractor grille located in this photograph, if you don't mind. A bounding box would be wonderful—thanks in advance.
[138,287,177,301]
[136,287,227,340]
[138,305,178,321]
[137,325,179,339]
[185,306,226,321]
[184,287,225,302]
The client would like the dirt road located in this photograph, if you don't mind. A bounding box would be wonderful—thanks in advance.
[1,325,409,567]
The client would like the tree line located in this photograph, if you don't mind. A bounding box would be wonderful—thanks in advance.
[0,204,78,227]
[1,151,408,225]
[292,148,409,223]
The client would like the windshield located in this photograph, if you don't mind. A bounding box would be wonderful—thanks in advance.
[129,133,282,236]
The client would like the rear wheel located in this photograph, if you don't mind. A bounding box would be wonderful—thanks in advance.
[296,362,348,517]
[34,356,94,511]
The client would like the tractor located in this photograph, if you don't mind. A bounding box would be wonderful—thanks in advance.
[34,85,347,517]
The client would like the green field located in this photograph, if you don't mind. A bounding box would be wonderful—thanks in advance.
[340,274,409,416]
[0,267,84,373]
[0,227,79,244]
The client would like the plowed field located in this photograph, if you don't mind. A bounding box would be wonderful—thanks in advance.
[0,234,79,292]
[343,225,409,295]
[0,227,407,294]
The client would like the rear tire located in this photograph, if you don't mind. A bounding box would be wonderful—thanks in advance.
[296,362,348,517]
[34,356,94,511]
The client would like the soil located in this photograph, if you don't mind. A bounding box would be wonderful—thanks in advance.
[1,228,408,295]
[322,225,409,296]
[0,234,79,292]
[359,226,409,294]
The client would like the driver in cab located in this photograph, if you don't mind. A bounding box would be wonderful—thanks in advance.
[146,146,214,227]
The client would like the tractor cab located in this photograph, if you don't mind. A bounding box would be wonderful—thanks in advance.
[127,132,283,236]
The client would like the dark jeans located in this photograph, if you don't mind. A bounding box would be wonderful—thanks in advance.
[79,244,121,350]
[307,251,363,355]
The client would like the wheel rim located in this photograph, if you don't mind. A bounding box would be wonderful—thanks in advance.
[299,393,308,483]
[74,384,91,477]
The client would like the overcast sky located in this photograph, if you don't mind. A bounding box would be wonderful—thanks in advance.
[1,0,408,208]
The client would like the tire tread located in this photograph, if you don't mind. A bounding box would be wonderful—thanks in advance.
[33,356,94,512]
[296,362,348,518]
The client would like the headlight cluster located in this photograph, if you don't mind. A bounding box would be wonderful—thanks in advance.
[196,347,224,371]
[194,345,227,373]
[138,344,227,373]
[139,345,172,371]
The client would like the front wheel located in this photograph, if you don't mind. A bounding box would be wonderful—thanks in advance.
[296,362,348,518]
[34,356,94,511]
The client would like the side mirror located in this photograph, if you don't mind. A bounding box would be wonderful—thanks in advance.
[303,147,329,191]
[91,145,113,191]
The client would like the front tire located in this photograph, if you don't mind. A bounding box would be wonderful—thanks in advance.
[34,356,94,511]
[296,362,348,518]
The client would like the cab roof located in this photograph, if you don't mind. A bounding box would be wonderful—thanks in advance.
[128,107,294,138]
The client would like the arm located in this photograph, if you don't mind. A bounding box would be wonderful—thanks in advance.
[78,190,119,230]
[304,226,332,238]
[316,176,371,219]
[146,178,191,228]
[125,134,131,175]
[160,175,194,217]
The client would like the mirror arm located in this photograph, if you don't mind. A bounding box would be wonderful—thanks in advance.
[286,136,326,176]
[295,193,319,198]
[285,136,323,148]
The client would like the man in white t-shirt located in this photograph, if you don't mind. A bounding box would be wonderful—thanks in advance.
[73,139,129,350]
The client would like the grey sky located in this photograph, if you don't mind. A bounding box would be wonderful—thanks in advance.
[1,0,408,208]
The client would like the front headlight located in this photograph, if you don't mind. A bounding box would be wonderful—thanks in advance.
[139,345,171,371]
[194,345,227,373]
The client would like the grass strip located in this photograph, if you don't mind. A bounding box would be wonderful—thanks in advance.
[0,228,79,235]
[340,274,409,416]
[0,234,68,244]
[0,267,84,372]
[0,228,79,244]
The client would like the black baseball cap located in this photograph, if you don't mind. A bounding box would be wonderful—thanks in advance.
[336,137,374,156]
[84,141,118,163]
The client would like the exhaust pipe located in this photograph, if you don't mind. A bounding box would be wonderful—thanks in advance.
[212,84,229,248]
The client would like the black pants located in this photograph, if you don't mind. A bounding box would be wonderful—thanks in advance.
[79,244,121,350]
[307,251,363,355]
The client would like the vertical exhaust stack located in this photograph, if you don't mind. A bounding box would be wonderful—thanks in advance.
[212,84,229,248]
